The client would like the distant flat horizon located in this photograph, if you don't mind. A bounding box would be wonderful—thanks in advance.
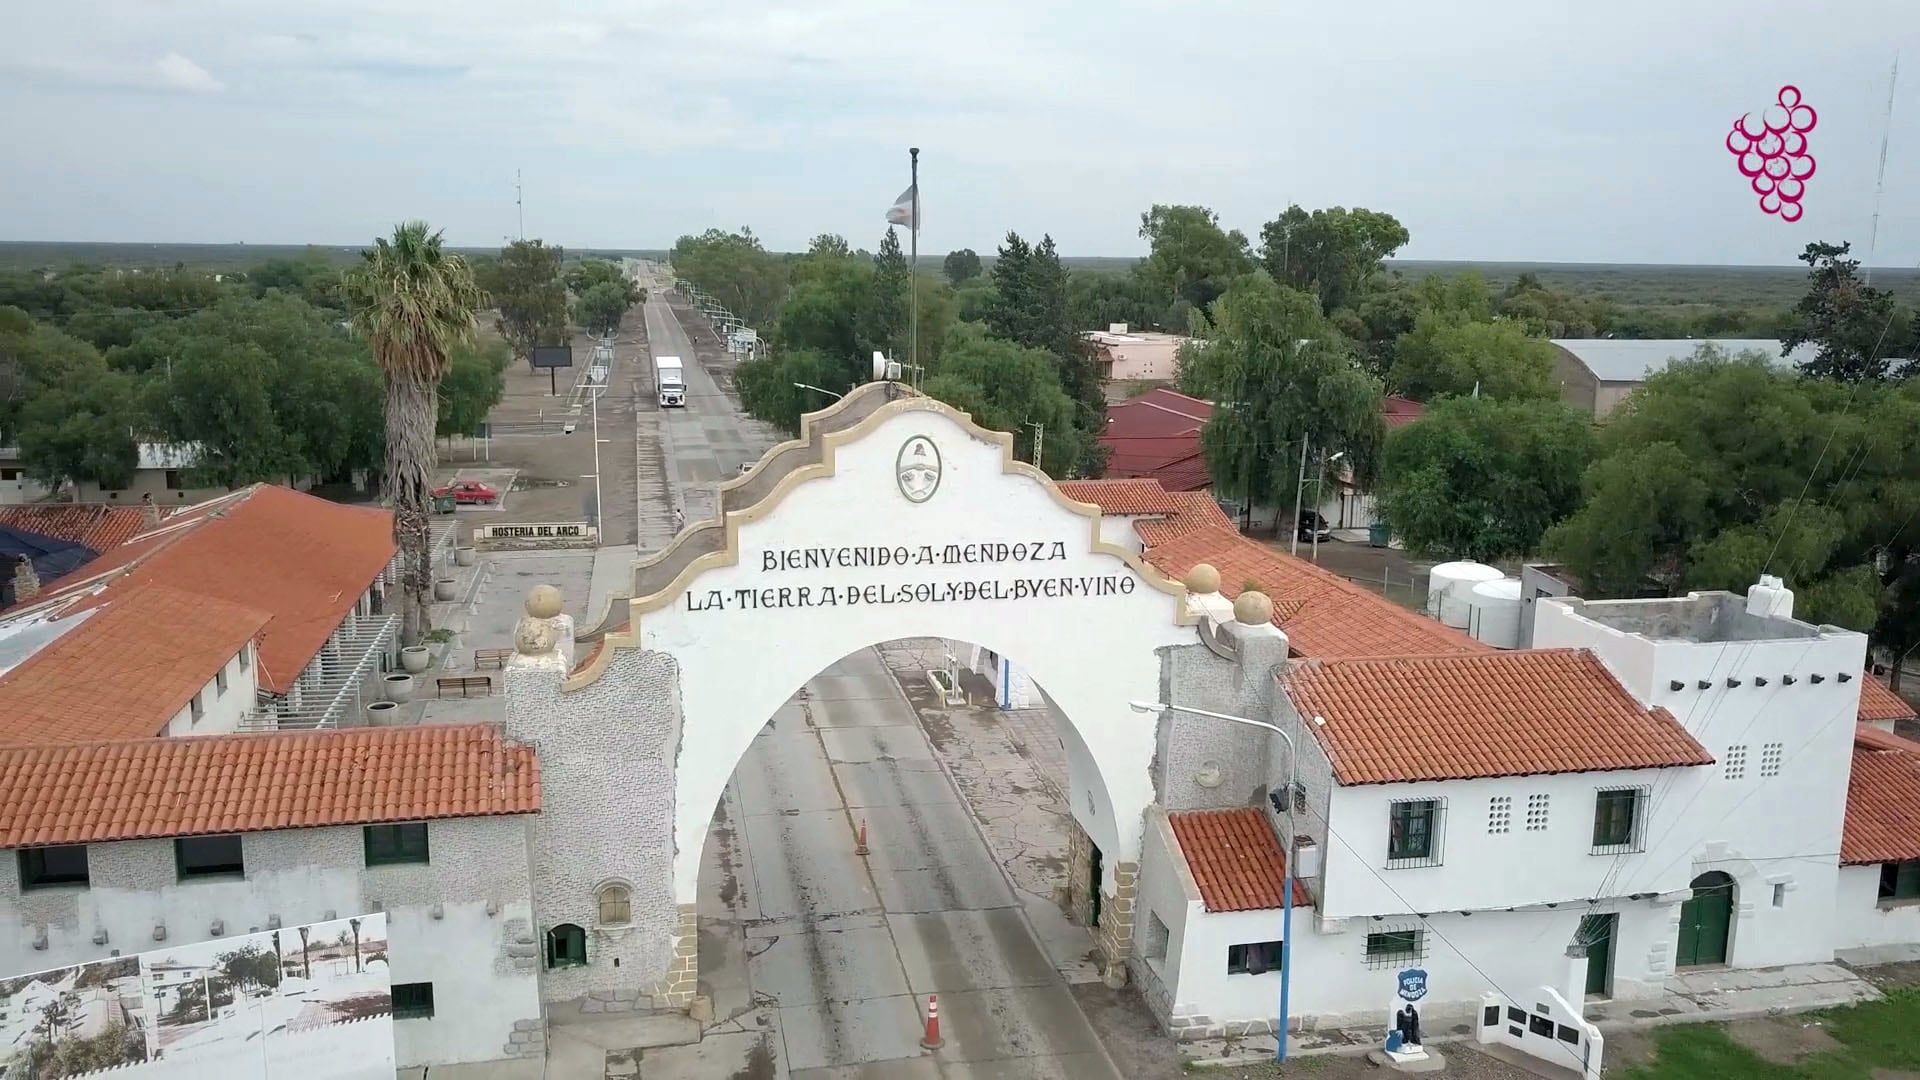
[0,239,1878,273]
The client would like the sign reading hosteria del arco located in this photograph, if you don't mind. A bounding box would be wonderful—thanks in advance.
[510,386,1198,1014]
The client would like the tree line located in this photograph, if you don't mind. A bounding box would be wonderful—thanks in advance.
[0,245,642,495]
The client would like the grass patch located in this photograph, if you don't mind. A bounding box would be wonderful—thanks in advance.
[423,628,454,644]
[1621,989,1920,1079]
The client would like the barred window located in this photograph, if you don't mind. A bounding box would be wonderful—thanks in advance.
[1590,787,1649,855]
[1386,799,1445,868]
[1363,928,1426,969]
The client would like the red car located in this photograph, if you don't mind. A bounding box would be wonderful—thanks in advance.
[434,480,500,505]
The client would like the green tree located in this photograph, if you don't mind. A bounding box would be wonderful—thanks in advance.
[564,258,635,299]
[1543,346,1912,627]
[439,341,511,438]
[669,227,786,327]
[922,323,1088,476]
[1388,315,1557,401]
[943,248,982,285]
[1068,270,1160,334]
[1258,205,1410,315]
[572,280,637,337]
[125,295,381,487]
[344,222,484,646]
[1376,397,1595,561]
[859,227,910,363]
[478,239,567,363]
[1782,240,1912,382]
[1137,205,1254,323]
[1184,274,1385,514]
[1496,272,1611,337]
[986,234,1102,471]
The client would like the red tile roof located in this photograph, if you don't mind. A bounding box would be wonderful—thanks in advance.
[1844,724,1920,864]
[1104,390,1213,440]
[1056,479,1181,516]
[1858,677,1917,723]
[1142,524,1484,658]
[0,584,270,746]
[0,725,539,847]
[1101,436,1208,475]
[0,505,157,554]
[1168,807,1310,911]
[1135,491,1235,546]
[18,485,395,697]
[1280,649,1713,785]
[1147,452,1212,492]
[1383,396,1426,429]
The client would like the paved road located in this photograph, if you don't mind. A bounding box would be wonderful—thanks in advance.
[673,647,1120,1079]
[633,283,780,550]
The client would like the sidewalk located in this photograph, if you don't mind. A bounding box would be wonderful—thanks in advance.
[1174,961,1882,1068]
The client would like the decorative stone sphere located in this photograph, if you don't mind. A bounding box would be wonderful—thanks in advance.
[514,616,558,656]
[1233,590,1274,626]
[1184,563,1221,595]
[525,585,564,620]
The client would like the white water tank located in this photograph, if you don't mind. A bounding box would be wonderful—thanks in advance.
[1428,561,1505,627]
[1467,578,1524,649]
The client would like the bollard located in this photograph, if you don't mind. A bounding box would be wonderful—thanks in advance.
[855,819,870,856]
[921,993,942,1050]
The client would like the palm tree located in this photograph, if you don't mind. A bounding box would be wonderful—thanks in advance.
[343,223,484,644]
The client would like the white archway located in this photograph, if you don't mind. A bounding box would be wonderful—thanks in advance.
[577,395,1195,903]
[528,387,1198,1006]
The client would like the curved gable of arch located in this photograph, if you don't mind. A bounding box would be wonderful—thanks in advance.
[569,388,1195,690]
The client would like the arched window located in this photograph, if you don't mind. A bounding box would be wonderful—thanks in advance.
[597,883,632,927]
[546,923,587,968]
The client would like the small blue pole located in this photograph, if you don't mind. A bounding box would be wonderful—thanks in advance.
[1278,866,1293,1062]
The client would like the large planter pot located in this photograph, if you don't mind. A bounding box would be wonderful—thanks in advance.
[399,646,432,674]
[434,578,457,602]
[455,547,477,567]
[384,673,415,704]
[366,700,400,725]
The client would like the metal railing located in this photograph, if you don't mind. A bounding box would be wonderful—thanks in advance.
[236,524,453,733]
[238,612,400,732]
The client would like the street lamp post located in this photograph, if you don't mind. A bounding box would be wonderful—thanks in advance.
[1131,700,1298,1063]
[1313,451,1345,564]
[793,382,843,401]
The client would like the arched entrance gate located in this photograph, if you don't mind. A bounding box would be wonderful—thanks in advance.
[503,385,1197,1017]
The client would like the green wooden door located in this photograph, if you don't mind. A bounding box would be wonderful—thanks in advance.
[1677,873,1734,967]
[1580,914,1615,996]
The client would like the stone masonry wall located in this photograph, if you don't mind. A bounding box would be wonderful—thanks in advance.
[1094,861,1139,988]
[505,641,684,1012]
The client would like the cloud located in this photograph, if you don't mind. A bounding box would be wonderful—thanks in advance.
[153,52,223,93]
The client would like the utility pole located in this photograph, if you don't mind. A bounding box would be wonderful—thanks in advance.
[1027,422,1044,469]
[1290,432,1310,556]
[515,169,524,241]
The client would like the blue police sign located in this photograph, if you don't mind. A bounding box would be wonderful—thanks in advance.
[1396,968,1429,1002]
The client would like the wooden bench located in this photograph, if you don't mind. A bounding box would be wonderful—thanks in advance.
[436,675,493,699]
[473,648,511,670]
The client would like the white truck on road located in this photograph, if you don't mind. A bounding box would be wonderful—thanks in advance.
[655,355,686,407]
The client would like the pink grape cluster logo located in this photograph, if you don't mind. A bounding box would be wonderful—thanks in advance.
[1726,86,1817,222]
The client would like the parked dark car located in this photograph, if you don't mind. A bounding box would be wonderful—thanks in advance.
[1296,510,1333,544]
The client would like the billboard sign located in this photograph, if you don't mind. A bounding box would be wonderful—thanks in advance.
[0,914,394,1079]
[530,346,573,369]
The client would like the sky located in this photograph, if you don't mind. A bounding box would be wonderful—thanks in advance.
[2,1,1918,265]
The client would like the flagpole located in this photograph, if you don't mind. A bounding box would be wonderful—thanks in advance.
[909,147,920,389]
